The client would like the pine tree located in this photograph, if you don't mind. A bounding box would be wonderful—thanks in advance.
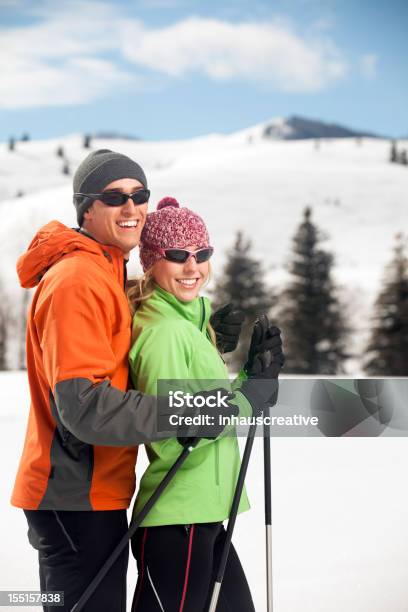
[56,145,64,158]
[62,161,70,175]
[390,140,398,163]
[365,234,408,375]
[8,137,15,152]
[83,134,92,149]
[211,231,275,369]
[278,207,349,374]
[400,149,408,166]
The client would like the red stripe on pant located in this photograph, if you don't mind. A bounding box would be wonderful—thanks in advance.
[179,525,195,612]
[132,528,148,611]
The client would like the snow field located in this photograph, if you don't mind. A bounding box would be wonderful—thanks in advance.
[1,372,407,611]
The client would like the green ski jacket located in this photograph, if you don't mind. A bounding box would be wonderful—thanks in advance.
[129,284,252,526]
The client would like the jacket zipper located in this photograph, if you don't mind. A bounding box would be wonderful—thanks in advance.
[61,427,70,446]
[215,441,220,486]
[201,296,220,487]
[87,446,94,481]
[123,260,128,290]
[199,297,205,332]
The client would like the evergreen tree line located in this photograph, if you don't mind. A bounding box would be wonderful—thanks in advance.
[390,140,408,166]
[7,134,92,180]
[211,208,408,376]
[7,133,30,151]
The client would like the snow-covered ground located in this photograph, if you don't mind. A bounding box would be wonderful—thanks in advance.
[1,372,408,612]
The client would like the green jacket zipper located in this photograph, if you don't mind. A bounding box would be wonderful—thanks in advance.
[215,441,220,486]
[199,297,206,332]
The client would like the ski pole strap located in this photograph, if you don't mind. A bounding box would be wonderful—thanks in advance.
[71,439,198,612]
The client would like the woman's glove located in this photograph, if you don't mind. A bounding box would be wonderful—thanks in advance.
[177,388,239,447]
[240,315,284,415]
[244,314,284,378]
[210,303,245,354]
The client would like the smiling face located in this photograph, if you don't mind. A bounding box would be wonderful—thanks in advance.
[152,244,209,302]
[82,178,148,256]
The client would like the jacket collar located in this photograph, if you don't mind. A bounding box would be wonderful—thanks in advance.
[17,221,125,288]
[152,284,211,331]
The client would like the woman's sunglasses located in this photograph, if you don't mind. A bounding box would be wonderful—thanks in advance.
[74,189,150,207]
[158,247,214,264]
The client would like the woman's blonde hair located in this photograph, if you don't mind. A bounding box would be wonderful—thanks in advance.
[127,269,156,316]
[127,262,218,348]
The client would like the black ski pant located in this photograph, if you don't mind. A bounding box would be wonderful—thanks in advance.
[24,509,129,612]
[131,522,255,612]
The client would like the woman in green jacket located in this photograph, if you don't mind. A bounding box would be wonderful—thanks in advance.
[128,197,281,611]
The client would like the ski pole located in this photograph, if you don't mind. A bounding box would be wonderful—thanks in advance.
[71,438,199,612]
[263,403,273,611]
[208,422,258,612]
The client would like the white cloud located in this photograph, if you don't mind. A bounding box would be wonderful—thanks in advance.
[121,17,347,92]
[0,2,348,109]
[0,2,119,59]
[0,57,132,108]
[0,2,134,108]
[359,54,378,80]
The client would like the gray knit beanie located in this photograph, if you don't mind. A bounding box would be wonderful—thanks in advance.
[73,149,148,226]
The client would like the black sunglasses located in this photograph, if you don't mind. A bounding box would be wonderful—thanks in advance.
[74,189,150,207]
[158,247,214,264]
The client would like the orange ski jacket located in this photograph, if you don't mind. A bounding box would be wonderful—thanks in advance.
[11,221,159,511]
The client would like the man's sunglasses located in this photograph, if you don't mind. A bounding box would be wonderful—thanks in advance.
[74,189,150,207]
[158,247,214,264]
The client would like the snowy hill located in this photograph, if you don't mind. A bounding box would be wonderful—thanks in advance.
[1,131,407,369]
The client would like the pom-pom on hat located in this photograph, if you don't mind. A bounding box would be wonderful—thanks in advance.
[140,197,210,272]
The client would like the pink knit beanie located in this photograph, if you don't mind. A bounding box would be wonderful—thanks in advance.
[140,197,210,272]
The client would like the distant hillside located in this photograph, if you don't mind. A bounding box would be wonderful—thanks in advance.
[93,131,142,140]
[229,115,384,143]
[263,116,382,140]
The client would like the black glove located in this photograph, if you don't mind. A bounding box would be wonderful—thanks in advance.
[244,314,284,378]
[210,304,245,354]
[177,388,239,447]
[240,315,284,415]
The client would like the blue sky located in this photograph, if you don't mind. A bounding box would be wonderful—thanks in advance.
[0,0,407,141]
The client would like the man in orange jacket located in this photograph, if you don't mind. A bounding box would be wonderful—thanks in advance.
[11,149,245,612]
[11,149,164,612]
